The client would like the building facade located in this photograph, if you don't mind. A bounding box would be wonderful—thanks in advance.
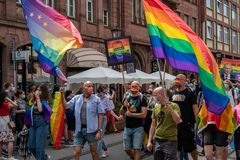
[0,0,209,90]
[202,0,240,61]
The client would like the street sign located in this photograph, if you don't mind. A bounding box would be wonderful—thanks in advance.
[14,50,30,62]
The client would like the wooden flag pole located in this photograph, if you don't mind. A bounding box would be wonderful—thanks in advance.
[156,59,164,87]
[120,64,127,92]
[163,59,166,88]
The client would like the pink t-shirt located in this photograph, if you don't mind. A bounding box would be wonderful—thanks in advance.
[234,104,240,126]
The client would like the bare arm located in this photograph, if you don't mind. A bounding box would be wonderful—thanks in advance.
[98,113,104,130]
[126,107,147,118]
[166,104,182,124]
[109,90,115,100]
[192,104,199,121]
[5,97,17,108]
[148,119,156,143]
[60,88,70,109]
[110,110,120,120]
[95,113,104,140]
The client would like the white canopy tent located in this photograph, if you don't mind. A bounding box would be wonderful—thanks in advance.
[124,69,159,84]
[67,66,134,84]
[151,71,176,88]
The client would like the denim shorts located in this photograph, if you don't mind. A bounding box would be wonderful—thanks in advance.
[123,127,144,150]
[73,128,97,147]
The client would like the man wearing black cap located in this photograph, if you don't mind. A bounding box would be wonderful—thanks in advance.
[120,81,148,160]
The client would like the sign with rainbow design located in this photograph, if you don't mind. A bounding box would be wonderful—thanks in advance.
[105,36,134,66]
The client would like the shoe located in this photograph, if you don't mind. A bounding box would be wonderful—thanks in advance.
[2,149,7,157]
[101,150,109,158]
[114,130,120,133]
[64,140,73,147]
[8,157,18,160]
[0,156,8,160]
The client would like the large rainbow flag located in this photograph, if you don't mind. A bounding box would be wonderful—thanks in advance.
[197,102,235,134]
[21,0,83,81]
[143,0,229,115]
[50,92,65,149]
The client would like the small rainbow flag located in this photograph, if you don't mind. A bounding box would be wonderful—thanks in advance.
[50,92,65,149]
[143,0,229,114]
[197,102,235,134]
[22,0,83,81]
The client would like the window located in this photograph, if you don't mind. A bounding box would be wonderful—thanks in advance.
[191,17,197,32]
[87,0,93,22]
[232,4,237,26]
[206,20,212,39]
[43,0,54,7]
[67,0,75,18]
[183,14,189,24]
[224,27,229,44]
[223,0,228,16]
[217,24,222,42]
[217,0,223,14]
[103,11,108,26]
[206,0,212,8]
[232,30,237,51]
[103,0,109,26]
[132,0,145,25]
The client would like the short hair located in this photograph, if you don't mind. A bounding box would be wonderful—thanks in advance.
[65,90,73,99]
[224,63,232,68]
[4,82,11,90]
[15,89,24,98]
[83,81,93,87]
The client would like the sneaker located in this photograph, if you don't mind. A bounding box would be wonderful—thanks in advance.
[0,156,8,160]
[101,150,109,158]
[64,140,73,147]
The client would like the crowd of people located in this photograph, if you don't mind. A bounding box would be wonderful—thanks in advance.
[0,63,240,160]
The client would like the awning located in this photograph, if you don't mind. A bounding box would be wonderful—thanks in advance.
[66,48,108,68]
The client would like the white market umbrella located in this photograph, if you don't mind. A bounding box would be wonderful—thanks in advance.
[124,69,159,84]
[67,66,133,84]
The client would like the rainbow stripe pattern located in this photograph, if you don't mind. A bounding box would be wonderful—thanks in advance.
[143,0,229,114]
[197,102,235,134]
[22,0,83,81]
[50,92,65,149]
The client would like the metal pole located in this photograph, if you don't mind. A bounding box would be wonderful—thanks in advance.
[12,38,17,89]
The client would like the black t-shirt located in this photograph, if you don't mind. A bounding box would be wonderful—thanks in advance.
[169,88,197,125]
[125,95,147,128]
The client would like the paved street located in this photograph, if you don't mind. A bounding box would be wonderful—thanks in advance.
[15,131,237,160]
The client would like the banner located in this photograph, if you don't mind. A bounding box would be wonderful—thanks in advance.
[105,36,134,66]
[220,58,240,81]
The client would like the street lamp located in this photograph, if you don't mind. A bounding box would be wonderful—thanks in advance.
[111,26,121,38]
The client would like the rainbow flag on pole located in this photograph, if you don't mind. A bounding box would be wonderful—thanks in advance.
[50,92,64,149]
[143,0,230,114]
[22,0,83,81]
